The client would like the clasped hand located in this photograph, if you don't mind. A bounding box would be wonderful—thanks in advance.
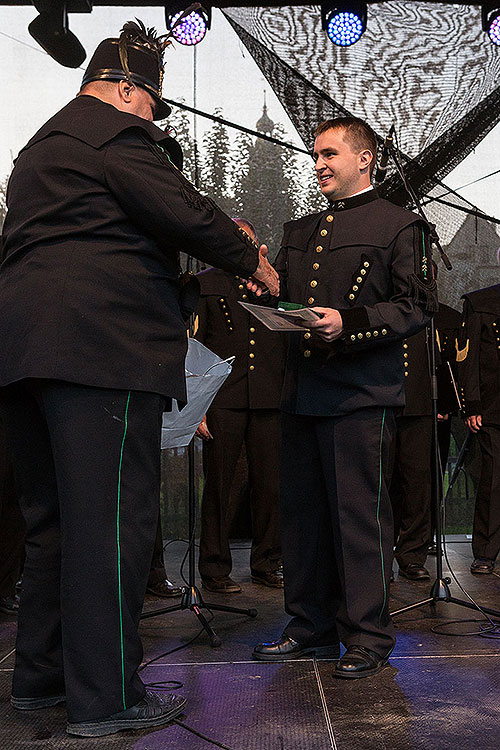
[243,244,280,297]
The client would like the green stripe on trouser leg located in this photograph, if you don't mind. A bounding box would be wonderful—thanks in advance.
[117,391,131,710]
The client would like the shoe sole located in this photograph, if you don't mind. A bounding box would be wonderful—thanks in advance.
[398,572,430,581]
[332,659,389,679]
[146,589,183,598]
[470,568,494,575]
[11,695,66,710]
[201,583,242,594]
[250,576,284,589]
[253,644,340,662]
[66,696,186,737]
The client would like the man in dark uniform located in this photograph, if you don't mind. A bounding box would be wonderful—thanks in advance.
[253,117,437,677]
[195,219,286,594]
[457,284,500,575]
[391,302,461,580]
[0,22,278,737]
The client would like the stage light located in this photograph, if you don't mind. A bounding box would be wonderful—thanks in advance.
[321,3,367,47]
[165,3,211,47]
[28,2,92,68]
[482,3,500,45]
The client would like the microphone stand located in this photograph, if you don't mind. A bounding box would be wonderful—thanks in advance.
[385,141,500,621]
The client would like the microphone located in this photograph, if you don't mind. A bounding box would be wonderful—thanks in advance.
[374,124,395,184]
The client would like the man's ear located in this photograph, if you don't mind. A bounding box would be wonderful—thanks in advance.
[359,149,373,173]
[118,79,135,102]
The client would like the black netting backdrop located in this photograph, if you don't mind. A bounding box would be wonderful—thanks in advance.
[223,4,500,309]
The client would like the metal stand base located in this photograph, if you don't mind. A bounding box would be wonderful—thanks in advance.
[141,585,258,648]
[391,576,500,618]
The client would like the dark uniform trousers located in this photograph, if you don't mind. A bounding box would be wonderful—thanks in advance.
[473,423,500,560]
[199,407,281,579]
[280,408,396,657]
[0,379,165,723]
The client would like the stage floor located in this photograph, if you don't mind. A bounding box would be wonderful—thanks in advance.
[1,541,499,749]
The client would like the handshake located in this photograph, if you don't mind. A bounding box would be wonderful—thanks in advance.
[245,244,280,298]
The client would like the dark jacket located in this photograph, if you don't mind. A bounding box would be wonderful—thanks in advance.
[401,303,461,417]
[0,96,259,402]
[195,268,286,409]
[457,284,500,420]
[275,190,437,416]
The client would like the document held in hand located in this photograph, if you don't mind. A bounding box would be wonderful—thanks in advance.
[238,301,323,331]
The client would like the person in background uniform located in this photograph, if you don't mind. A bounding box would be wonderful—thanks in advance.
[390,301,462,581]
[0,22,278,738]
[253,117,437,678]
[457,284,500,575]
[195,219,286,594]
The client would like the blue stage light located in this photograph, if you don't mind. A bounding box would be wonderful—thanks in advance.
[321,3,367,47]
[482,4,500,45]
[165,4,212,47]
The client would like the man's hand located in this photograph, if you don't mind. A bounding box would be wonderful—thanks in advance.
[304,307,343,342]
[195,416,213,441]
[466,415,482,433]
[244,244,280,297]
[437,413,449,422]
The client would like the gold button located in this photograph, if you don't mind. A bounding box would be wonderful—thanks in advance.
[373,330,379,337]
[381,328,387,335]
[242,294,248,300]
[225,312,230,317]
[360,269,366,275]
[249,365,255,371]
[315,245,323,252]
[366,332,371,338]
[249,353,255,359]
[229,327,233,331]
[404,362,409,367]
[219,298,224,302]
[326,215,334,222]
[405,371,409,377]
[357,332,363,339]
[320,229,328,236]
[404,352,408,358]
[250,339,255,345]
[351,334,356,341]
[304,349,311,357]
[349,294,355,300]
[250,327,255,333]
[364,262,370,268]
[403,343,408,349]
[313,263,320,270]
[353,285,359,291]
[310,280,318,288]
[357,277,363,283]
[308,297,315,304]
[238,284,244,290]
[304,332,311,340]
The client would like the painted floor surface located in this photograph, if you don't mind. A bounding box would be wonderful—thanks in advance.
[1,541,499,750]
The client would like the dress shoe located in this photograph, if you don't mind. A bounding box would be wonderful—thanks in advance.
[251,569,284,588]
[146,578,183,598]
[11,694,66,710]
[470,558,495,574]
[333,645,391,679]
[398,563,430,581]
[253,633,340,662]
[66,690,186,737]
[427,543,438,555]
[0,595,19,615]
[201,576,242,594]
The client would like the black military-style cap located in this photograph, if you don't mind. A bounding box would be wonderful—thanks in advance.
[81,20,171,121]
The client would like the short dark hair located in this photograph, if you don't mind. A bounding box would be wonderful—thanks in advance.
[314,117,378,176]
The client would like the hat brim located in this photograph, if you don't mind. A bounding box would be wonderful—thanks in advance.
[151,93,171,121]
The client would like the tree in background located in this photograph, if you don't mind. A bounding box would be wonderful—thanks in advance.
[200,108,234,216]
[0,176,8,231]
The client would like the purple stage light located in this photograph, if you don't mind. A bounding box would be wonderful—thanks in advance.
[327,11,364,46]
[488,13,500,45]
[170,10,208,47]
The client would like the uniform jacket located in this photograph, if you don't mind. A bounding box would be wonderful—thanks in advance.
[276,190,437,416]
[0,96,259,403]
[456,284,500,421]
[195,268,286,409]
[400,303,461,417]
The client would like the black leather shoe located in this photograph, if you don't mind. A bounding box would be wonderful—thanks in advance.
[333,645,391,679]
[146,578,183,598]
[253,633,340,662]
[201,576,242,594]
[398,563,430,581]
[0,595,19,615]
[470,558,495,574]
[251,569,284,588]
[66,690,186,737]
[11,694,66,710]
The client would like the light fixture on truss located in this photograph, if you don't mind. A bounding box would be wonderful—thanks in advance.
[321,2,367,47]
[165,3,212,47]
[482,2,500,45]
